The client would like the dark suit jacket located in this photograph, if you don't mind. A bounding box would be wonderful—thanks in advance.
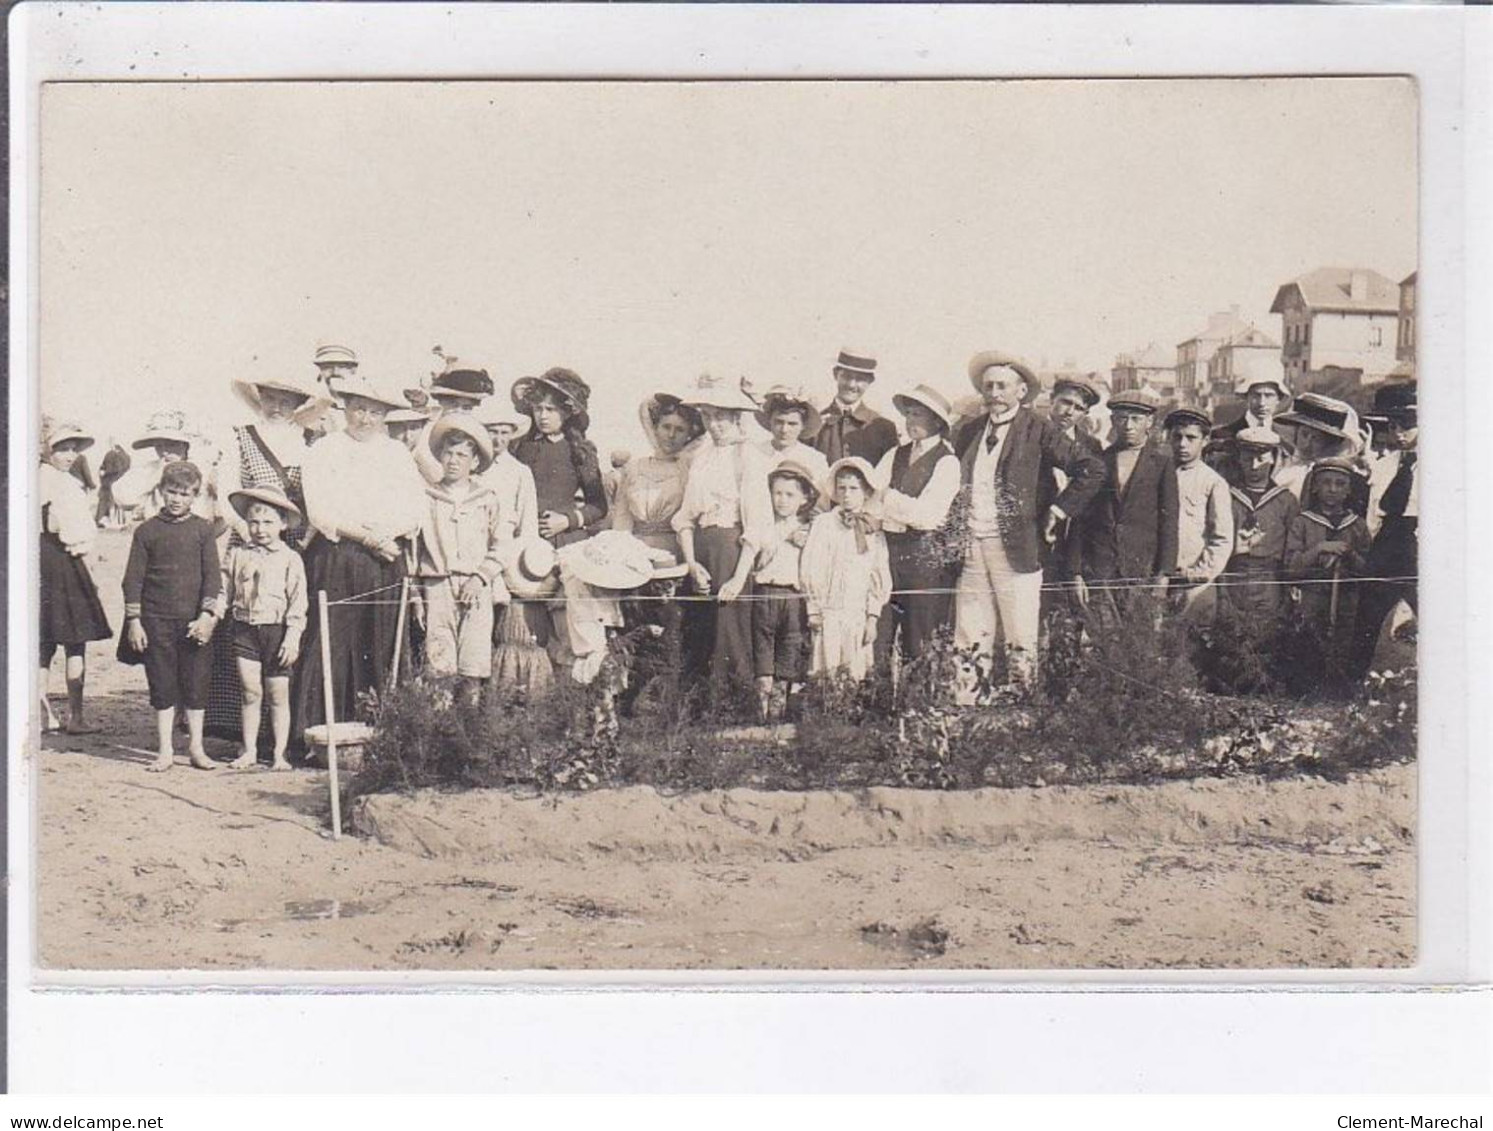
[1067,443,1179,581]
[953,408,1105,574]
[815,402,900,467]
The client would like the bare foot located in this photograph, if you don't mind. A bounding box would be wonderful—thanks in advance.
[270,758,293,772]
[188,749,220,771]
[65,721,102,736]
[228,752,258,770]
[148,754,174,773]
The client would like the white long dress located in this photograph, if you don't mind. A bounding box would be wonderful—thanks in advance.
[800,506,892,681]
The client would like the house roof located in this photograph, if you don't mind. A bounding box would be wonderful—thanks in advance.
[1401,271,1417,287]
[1270,267,1400,316]
[1178,309,1251,349]
[1220,326,1280,350]
[1115,342,1174,370]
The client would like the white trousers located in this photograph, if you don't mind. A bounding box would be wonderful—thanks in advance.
[954,536,1042,686]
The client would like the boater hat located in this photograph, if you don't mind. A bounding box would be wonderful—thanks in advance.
[430,368,495,403]
[767,460,821,508]
[754,385,823,440]
[680,372,758,413]
[132,409,193,451]
[228,484,302,523]
[1051,374,1104,409]
[313,344,358,368]
[832,348,878,382]
[828,455,881,499]
[502,536,559,599]
[562,530,657,591]
[1164,406,1213,432]
[1108,388,1162,415]
[967,351,1040,402]
[428,414,495,473]
[43,420,95,453]
[1276,393,1357,442]
[891,383,955,432]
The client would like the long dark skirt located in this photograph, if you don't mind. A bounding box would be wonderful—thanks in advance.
[292,538,406,749]
[39,533,111,651]
[681,526,754,699]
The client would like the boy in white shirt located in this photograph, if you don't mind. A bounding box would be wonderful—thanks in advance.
[750,462,819,722]
[1164,407,1234,623]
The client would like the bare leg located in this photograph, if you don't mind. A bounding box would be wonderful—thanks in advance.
[185,708,216,770]
[149,707,175,771]
[754,676,773,723]
[230,658,263,768]
[265,675,292,770]
[63,646,98,733]
[40,663,61,731]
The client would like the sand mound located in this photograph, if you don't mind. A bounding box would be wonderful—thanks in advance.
[352,763,1414,862]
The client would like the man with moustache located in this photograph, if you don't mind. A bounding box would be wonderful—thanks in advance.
[813,348,899,467]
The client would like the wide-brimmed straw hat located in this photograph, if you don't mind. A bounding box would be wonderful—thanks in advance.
[561,530,656,591]
[828,455,881,499]
[132,410,193,451]
[43,420,95,453]
[501,536,559,599]
[967,351,1040,402]
[753,385,823,439]
[228,484,302,523]
[637,392,705,455]
[473,397,531,437]
[891,383,955,431]
[511,368,592,435]
[331,374,407,412]
[680,372,758,414]
[1276,393,1357,442]
[231,373,327,429]
[428,414,495,473]
[767,460,822,508]
[384,407,431,429]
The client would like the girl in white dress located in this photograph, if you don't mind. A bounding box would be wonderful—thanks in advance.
[801,457,892,682]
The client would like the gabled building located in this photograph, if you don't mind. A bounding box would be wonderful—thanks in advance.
[1206,325,1283,409]
[1396,271,1417,374]
[1111,342,1175,398]
[1269,267,1401,394]
[1176,308,1252,408]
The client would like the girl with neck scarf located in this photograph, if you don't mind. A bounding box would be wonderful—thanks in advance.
[801,457,892,682]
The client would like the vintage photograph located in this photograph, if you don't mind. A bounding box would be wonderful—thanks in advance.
[32,77,1417,972]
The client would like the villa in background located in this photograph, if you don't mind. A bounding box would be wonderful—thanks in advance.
[1110,341,1176,400]
[1270,267,1402,400]
[1396,271,1417,378]
[1205,323,1284,419]
[1175,307,1252,409]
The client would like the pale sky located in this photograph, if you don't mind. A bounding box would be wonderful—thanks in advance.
[39,77,1417,456]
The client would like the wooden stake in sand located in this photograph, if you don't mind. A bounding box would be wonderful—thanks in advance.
[389,577,410,693]
[318,589,341,841]
[1328,560,1343,629]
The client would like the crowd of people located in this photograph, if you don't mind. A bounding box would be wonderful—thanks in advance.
[38,344,1419,770]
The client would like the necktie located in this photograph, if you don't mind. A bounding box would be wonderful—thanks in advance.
[985,420,1007,453]
[1380,451,1416,518]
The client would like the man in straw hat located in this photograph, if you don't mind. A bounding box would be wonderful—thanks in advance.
[951,351,1104,692]
[1066,388,1178,628]
[871,383,962,662]
[673,373,775,692]
[412,414,509,702]
[1349,380,1419,678]
[813,348,899,468]
[217,485,308,770]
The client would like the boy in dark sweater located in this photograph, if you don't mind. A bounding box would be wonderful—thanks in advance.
[120,461,222,771]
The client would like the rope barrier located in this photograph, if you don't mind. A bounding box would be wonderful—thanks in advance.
[319,573,1418,606]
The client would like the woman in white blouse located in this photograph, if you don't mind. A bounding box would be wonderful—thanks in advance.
[39,419,112,733]
[291,376,427,748]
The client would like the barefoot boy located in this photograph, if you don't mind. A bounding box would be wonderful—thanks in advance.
[119,460,222,771]
[218,486,308,769]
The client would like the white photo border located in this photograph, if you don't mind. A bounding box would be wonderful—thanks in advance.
[8,1,1491,1092]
